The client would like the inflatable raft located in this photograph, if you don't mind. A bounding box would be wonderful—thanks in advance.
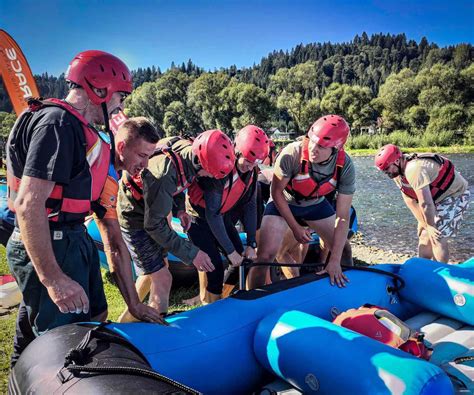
[9,258,474,394]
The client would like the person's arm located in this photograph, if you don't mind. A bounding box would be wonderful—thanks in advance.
[414,186,442,242]
[203,188,236,254]
[95,216,165,324]
[272,174,312,243]
[15,176,90,315]
[144,174,200,265]
[239,184,258,259]
[321,193,352,287]
[402,193,426,226]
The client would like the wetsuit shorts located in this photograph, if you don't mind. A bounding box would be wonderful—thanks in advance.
[263,198,335,224]
[121,228,166,276]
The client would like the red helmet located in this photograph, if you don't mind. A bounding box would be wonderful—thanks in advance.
[65,50,133,105]
[375,144,402,171]
[235,125,270,163]
[192,130,235,179]
[308,115,350,149]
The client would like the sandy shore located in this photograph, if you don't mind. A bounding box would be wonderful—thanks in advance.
[351,234,413,265]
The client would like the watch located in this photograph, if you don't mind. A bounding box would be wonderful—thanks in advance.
[248,241,257,249]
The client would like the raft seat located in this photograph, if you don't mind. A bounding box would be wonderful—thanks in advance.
[405,311,474,393]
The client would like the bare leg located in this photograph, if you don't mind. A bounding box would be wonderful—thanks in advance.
[248,215,289,289]
[117,275,151,323]
[276,228,301,279]
[182,270,207,306]
[431,237,449,263]
[148,267,173,315]
[418,228,434,260]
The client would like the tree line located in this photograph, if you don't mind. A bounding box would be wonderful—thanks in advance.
[0,33,472,147]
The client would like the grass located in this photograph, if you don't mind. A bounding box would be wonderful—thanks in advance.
[346,145,474,156]
[0,247,198,393]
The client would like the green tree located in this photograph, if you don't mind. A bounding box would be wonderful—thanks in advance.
[0,111,16,140]
[219,81,275,133]
[375,68,418,131]
[187,72,231,131]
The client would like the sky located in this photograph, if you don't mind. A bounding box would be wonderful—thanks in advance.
[1,0,473,76]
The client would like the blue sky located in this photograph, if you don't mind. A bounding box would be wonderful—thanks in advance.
[2,0,473,76]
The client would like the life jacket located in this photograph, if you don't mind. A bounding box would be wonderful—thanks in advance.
[188,166,256,214]
[122,137,193,201]
[7,98,110,222]
[285,137,346,201]
[333,305,432,360]
[398,153,456,202]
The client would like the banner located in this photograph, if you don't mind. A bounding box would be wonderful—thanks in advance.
[110,110,128,134]
[0,30,40,115]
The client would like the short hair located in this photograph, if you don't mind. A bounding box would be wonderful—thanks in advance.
[119,117,160,144]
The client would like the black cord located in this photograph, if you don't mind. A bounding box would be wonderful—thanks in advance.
[66,365,200,394]
[241,259,405,292]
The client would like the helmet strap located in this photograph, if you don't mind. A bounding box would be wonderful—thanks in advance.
[101,102,116,167]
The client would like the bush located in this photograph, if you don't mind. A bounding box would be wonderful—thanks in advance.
[388,130,421,147]
[421,130,457,146]
[346,134,372,149]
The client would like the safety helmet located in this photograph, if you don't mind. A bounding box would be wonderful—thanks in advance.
[192,130,235,179]
[374,144,402,171]
[65,50,133,105]
[308,115,350,150]
[235,125,270,163]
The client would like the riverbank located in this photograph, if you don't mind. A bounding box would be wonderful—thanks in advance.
[346,145,474,156]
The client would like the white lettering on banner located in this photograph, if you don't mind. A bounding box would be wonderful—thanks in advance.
[6,48,16,60]
[4,46,34,98]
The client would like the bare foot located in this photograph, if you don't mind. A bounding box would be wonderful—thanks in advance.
[182,294,201,306]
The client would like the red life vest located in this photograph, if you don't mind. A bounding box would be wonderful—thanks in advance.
[122,137,194,201]
[285,138,346,201]
[7,98,110,223]
[188,167,256,214]
[398,154,456,202]
[333,305,432,360]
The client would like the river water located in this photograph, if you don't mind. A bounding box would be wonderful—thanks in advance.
[352,154,474,262]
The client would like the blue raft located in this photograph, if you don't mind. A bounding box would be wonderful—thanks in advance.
[10,257,474,394]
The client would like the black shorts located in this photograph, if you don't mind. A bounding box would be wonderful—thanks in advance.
[263,198,335,225]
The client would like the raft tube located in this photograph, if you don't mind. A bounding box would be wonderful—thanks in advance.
[399,258,474,325]
[254,310,454,394]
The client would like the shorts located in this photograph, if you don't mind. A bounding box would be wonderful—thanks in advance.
[263,198,335,225]
[121,228,166,275]
[7,224,107,336]
[435,190,470,238]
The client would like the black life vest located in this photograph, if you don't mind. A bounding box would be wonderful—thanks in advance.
[7,98,110,223]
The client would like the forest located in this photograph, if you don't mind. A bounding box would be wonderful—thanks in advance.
[1,32,472,148]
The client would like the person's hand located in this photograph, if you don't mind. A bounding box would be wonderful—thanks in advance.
[243,246,257,260]
[426,224,442,242]
[192,250,215,272]
[129,303,169,325]
[228,251,244,267]
[291,224,312,244]
[44,274,90,314]
[177,210,192,232]
[317,261,349,288]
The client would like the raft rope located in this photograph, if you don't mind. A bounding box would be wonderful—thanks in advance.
[239,259,405,292]
[59,322,201,395]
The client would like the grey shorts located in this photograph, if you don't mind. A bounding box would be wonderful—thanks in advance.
[121,228,166,275]
[435,190,471,238]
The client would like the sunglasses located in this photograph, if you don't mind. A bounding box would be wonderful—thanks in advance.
[119,92,129,103]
